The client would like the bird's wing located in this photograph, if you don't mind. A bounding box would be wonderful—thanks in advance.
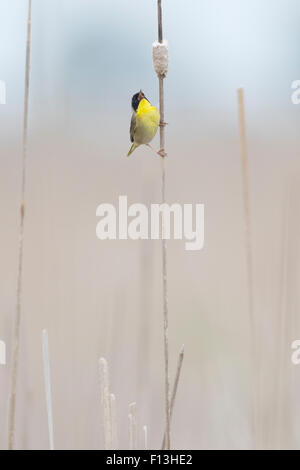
[130,112,136,143]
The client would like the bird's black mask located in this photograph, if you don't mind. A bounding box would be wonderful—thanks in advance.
[131,91,147,111]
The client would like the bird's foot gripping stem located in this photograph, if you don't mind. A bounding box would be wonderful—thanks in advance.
[157,148,167,158]
[146,144,167,158]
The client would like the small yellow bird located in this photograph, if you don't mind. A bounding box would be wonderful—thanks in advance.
[127,90,165,157]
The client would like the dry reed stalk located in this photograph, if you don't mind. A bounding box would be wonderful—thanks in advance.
[110,393,118,449]
[237,88,258,448]
[128,414,133,450]
[128,402,137,450]
[42,329,54,450]
[157,0,171,450]
[276,185,291,448]
[99,357,112,449]
[143,425,148,450]
[161,345,184,449]
[8,0,32,450]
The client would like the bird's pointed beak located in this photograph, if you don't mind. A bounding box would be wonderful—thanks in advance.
[138,90,143,101]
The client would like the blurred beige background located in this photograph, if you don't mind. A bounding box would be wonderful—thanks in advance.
[0,0,300,449]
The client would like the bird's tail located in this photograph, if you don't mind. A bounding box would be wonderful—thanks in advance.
[127,142,139,157]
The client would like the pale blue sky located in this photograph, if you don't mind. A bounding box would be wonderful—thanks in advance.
[0,0,300,139]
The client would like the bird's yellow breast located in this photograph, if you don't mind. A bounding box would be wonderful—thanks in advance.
[135,99,160,144]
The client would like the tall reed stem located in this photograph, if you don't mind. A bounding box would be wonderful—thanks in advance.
[143,425,148,450]
[157,0,170,451]
[276,185,290,448]
[161,345,184,449]
[237,88,258,448]
[129,402,137,450]
[99,357,113,450]
[8,0,32,450]
[42,329,54,450]
[110,393,118,450]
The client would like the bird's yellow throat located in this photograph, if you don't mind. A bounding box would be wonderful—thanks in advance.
[137,98,153,115]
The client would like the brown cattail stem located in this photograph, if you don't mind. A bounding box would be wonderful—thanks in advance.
[110,393,118,449]
[99,357,113,450]
[42,329,54,450]
[157,0,171,451]
[129,402,137,450]
[143,425,148,450]
[161,345,184,449]
[237,88,258,449]
[8,0,32,450]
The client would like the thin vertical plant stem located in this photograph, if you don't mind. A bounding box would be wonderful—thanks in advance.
[110,393,118,449]
[99,357,112,450]
[237,88,258,448]
[42,329,55,450]
[276,185,290,448]
[129,402,137,450]
[143,425,148,450]
[128,413,133,450]
[8,0,32,450]
[157,0,171,451]
[161,345,184,449]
